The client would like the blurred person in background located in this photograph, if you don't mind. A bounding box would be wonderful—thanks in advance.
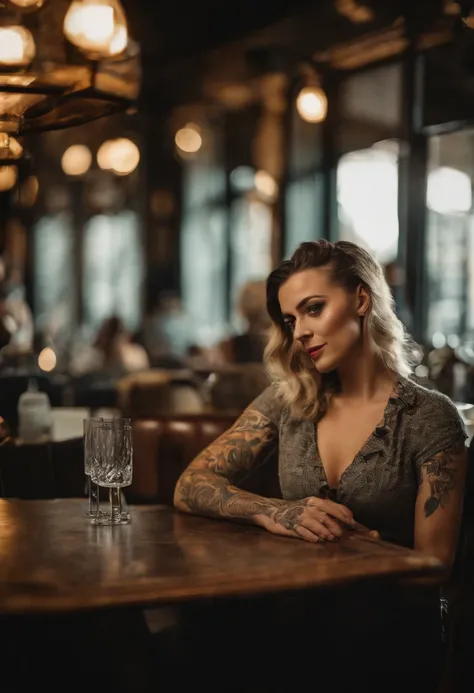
[217,279,270,364]
[0,259,33,358]
[142,291,192,368]
[93,315,150,374]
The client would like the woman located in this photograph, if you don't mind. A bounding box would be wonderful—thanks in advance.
[175,240,467,565]
[174,240,468,689]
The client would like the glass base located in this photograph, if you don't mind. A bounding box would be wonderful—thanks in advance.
[91,512,130,526]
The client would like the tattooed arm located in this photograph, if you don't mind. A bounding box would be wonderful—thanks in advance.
[173,406,281,522]
[414,438,468,570]
[173,405,354,541]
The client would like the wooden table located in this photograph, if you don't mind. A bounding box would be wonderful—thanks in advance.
[0,498,444,615]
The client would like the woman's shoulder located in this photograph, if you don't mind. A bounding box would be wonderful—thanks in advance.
[400,377,468,461]
[249,383,288,426]
[406,377,464,421]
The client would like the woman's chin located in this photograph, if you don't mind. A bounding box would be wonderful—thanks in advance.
[312,358,331,374]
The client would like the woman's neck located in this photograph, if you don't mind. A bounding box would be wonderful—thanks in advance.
[336,342,395,401]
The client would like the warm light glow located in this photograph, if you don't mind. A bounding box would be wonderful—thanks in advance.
[9,0,44,7]
[0,134,23,160]
[15,175,39,207]
[427,167,472,214]
[97,137,139,175]
[0,26,36,67]
[38,347,57,372]
[64,0,128,58]
[61,144,92,176]
[337,146,399,263]
[296,86,328,123]
[254,170,278,200]
[175,123,202,154]
[0,167,18,192]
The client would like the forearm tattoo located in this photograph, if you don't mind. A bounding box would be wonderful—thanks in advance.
[419,439,464,518]
[175,408,282,520]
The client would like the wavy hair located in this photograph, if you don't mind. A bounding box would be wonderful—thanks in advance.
[264,240,414,420]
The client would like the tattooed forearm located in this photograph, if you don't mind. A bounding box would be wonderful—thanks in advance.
[175,469,287,522]
[419,440,464,518]
[174,407,279,521]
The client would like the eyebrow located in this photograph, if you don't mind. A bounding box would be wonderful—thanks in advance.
[282,294,327,318]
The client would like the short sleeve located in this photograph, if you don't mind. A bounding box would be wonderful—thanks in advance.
[412,392,468,476]
[249,384,285,427]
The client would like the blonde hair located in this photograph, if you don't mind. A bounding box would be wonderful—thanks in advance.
[264,240,414,420]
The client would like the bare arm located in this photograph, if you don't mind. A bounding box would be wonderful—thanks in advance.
[414,439,468,572]
[173,405,355,539]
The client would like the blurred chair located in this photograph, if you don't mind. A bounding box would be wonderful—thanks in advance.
[117,369,204,418]
[202,363,270,412]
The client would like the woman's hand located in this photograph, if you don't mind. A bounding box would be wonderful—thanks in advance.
[256,496,355,543]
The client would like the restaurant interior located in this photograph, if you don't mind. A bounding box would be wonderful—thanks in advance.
[1,0,474,691]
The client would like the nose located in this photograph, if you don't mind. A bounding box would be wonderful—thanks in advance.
[293,316,313,343]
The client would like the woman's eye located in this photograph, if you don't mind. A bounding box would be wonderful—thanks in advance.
[307,303,324,315]
[284,321,295,332]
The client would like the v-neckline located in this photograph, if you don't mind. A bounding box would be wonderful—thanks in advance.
[314,378,400,492]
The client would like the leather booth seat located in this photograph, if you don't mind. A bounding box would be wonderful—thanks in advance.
[129,413,281,505]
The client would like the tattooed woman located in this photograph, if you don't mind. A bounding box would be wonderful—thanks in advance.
[174,240,468,688]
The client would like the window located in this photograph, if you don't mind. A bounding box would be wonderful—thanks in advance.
[337,141,399,266]
[33,212,75,340]
[83,210,144,333]
[229,195,272,330]
[181,150,228,347]
[285,104,325,256]
[425,130,474,345]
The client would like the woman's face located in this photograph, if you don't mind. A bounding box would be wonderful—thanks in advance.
[278,267,368,373]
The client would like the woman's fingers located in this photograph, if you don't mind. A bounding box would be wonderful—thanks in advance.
[300,516,337,541]
[306,496,355,527]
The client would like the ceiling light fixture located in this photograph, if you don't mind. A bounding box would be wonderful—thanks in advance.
[0,0,140,157]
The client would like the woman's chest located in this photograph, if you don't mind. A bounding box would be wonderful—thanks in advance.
[317,404,389,489]
[277,415,416,505]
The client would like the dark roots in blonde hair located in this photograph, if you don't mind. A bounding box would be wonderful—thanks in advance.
[263,240,414,420]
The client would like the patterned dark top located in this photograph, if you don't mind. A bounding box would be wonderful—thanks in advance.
[251,376,468,548]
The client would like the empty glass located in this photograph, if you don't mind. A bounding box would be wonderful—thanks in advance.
[90,418,133,525]
[83,417,103,517]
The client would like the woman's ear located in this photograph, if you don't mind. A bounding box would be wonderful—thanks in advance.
[355,285,370,318]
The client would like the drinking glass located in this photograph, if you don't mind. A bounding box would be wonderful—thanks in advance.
[90,418,133,525]
[83,417,103,517]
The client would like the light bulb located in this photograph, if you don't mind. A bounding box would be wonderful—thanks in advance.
[97,137,139,175]
[38,348,56,372]
[255,170,278,200]
[296,86,328,123]
[175,124,202,154]
[8,0,44,8]
[0,134,23,160]
[61,144,92,176]
[0,167,18,192]
[63,0,128,58]
[0,26,36,67]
